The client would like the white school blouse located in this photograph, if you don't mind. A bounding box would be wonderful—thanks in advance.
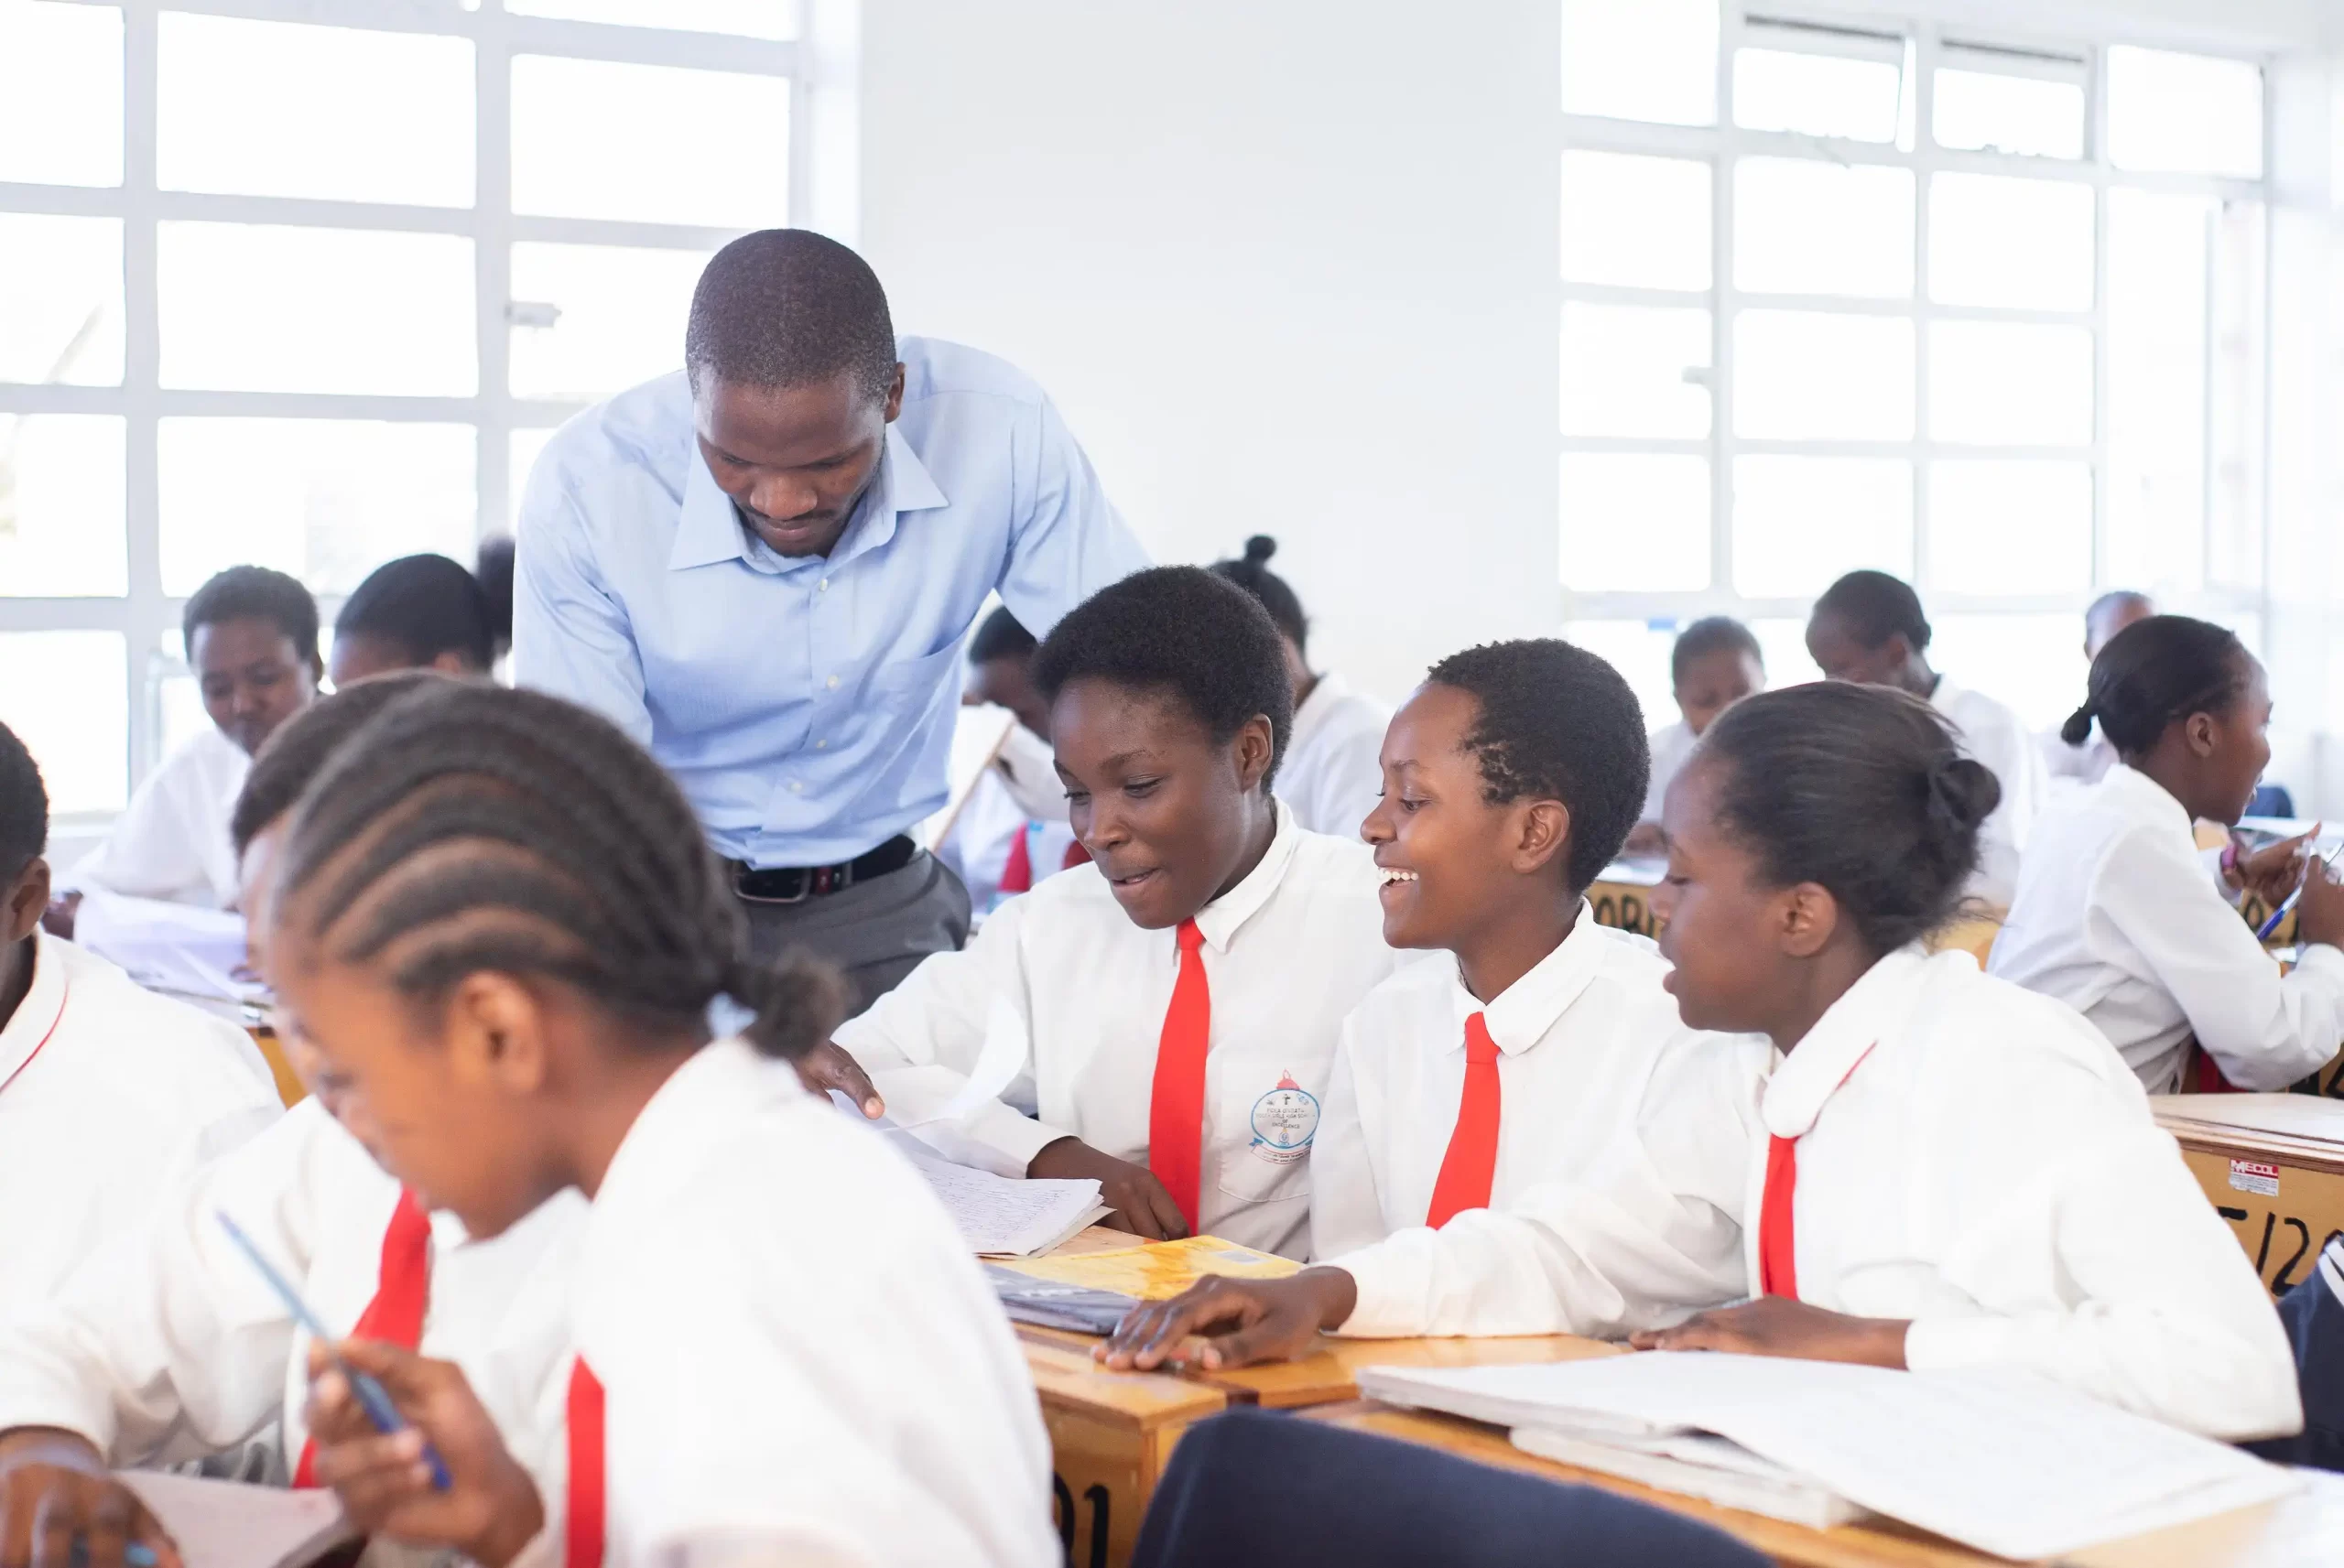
[555,1037,1058,1568]
[1327,949,2298,1442]
[1990,764,2344,1094]
[835,803,1406,1256]
[0,1092,585,1498]
[1929,678,2044,910]
[0,932,279,1319]
[1275,673,1390,839]
[935,733,1079,917]
[1637,720,1700,825]
[61,727,248,910]
[2038,719,2119,794]
[1308,909,1772,1263]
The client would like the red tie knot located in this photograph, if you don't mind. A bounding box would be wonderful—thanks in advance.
[1177,918,1205,954]
[1464,1012,1499,1065]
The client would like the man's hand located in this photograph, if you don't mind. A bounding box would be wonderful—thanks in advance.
[1027,1138,1189,1239]
[793,1040,884,1119]
[1630,1297,1910,1368]
[0,1427,180,1568]
[1096,1270,1359,1371]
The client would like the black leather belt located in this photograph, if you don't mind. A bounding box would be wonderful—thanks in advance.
[731,835,919,905]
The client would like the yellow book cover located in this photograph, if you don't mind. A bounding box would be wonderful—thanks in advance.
[993,1235,1301,1301]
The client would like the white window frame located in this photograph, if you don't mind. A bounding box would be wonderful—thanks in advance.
[0,0,807,822]
[1559,4,2274,640]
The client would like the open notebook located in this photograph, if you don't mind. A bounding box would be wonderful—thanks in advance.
[1358,1353,2299,1561]
[120,1473,355,1568]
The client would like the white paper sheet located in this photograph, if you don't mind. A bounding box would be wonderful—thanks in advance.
[120,1471,353,1568]
[826,1090,1105,1254]
[72,891,264,1004]
[893,997,1031,1131]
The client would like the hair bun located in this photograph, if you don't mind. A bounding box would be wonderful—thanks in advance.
[1926,756,2001,835]
[1243,535,1277,564]
[2058,700,2097,748]
[730,951,848,1061]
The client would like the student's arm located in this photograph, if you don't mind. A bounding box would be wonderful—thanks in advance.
[991,395,1149,641]
[60,752,219,904]
[1305,1022,1385,1262]
[509,485,653,746]
[2096,825,2344,1090]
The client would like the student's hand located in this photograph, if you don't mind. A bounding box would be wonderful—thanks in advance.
[2230,827,2319,907]
[38,894,78,942]
[1026,1138,1189,1239]
[1096,1269,1359,1371]
[304,1340,543,1568]
[1630,1298,1910,1369]
[2296,857,2344,952]
[0,1428,182,1568]
[1622,822,1666,859]
[793,1039,884,1118]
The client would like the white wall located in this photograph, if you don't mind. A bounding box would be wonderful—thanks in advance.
[857,0,1562,704]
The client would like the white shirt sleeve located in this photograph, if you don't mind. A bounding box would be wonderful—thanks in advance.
[63,749,232,906]
[1305,1017,1384,1262]
[511,483,654,747]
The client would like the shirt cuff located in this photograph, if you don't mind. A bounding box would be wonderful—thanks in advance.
[964,1100,1070,1174]
[1902,1314,2024,1372]
[2290,942,2344,982]
[0,1384,120,1459]
[1318,1237,1436,1339]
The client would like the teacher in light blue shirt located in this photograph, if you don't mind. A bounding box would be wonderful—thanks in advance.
[514,231,1146,1007]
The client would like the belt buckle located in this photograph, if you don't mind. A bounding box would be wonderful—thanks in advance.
[734,864,813,906]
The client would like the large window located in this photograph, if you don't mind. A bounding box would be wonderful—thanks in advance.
[0,0,800,817]
[1557,2,2269,732]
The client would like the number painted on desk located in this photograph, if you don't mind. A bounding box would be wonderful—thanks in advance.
[1048,1473,1111,1568]
[1590,892,1656,938]
[2216,1205,2337,1295]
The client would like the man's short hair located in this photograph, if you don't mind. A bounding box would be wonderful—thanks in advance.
[684,230,898,405]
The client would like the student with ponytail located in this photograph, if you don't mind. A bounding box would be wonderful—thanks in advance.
[1104,682,2298,1444]
[1992,615,2344,1093]
[273,684,1056,1567]
[328,552,513,687]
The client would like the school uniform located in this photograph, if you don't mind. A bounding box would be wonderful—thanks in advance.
[1990,764,2344,1094]
[2038,719,2119,793]
[1326,948,2298,1442]
[0,931,279,1319]
[1309,910,1773,1262]
[836,802,1405,1256]
[1927,677,2043,909]
[1638,719,1700,825]
[61,727,247,909]
[542,1037,1058,1568]
[1276,673,1390,839]
[0,1092,584,1500]
[936,723,1080,916]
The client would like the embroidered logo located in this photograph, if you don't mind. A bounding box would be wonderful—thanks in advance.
[1249,1072,1319,1166]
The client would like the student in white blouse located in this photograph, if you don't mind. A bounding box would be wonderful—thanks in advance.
[1991,615,2344,1094]
[836,568,1405,1256]
[270,683,1055,1568]
[2037,590,2154,793]
[934,610,1082,916]
[1623,617,1764,858]
[1104,683,2297,1444]
[1805,569,2043,909]
[1212,535,1391,839]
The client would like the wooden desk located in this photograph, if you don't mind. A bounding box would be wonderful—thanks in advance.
[244,1025,308,1108]
[2155,1094,2344,1295]
[1587,873,1661,938]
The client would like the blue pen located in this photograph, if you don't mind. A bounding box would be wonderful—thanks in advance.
[215,1212,452,1490]
[2256,841,2344,941]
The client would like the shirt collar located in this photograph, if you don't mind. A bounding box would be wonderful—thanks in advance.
[1762,945,1935,1138]
[0,932,71,1092]
[1190,799,1305,954]
[667,425,950,575]
[1443,900,1607,1055]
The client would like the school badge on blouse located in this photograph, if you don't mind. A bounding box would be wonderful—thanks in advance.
[1248,1072,1319,1166]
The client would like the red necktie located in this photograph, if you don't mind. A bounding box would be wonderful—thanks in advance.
[294,1188,433,1487]
[1425,1013,1503,1228]
[1757,1044,1877,1303]
[1147,920,1211,1231]
[998,824,1035,894]
[566,1357,607,1568]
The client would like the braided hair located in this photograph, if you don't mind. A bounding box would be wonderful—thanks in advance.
[273,682,841,1059]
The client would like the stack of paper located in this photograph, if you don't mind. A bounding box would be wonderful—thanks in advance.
[120,1471,355,1568]
[72,892,264,1005]
[905,1151,1109,1256]
[1357,1354,2299,1560]
[994,1236,1301,1302]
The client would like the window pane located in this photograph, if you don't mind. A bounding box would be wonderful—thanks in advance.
[510,427,558,528]
[2207,202,2265,593]
[510,243,708,402]
[1558,453,1709,592]
[0,415,125,597]
[1928,321,2091,447]
[158,419,477,597]
[1926,460,2091,595]
[0,1,121,187]
[1734,49,1903,144]
[1931,67,2084,158]
[1927,173,2092,311]
[1734,157,1913,298]
[1559,151,1710,293]
[0,214,122,386]
[512,56,788,226]
[1731,455,1913,597]
[158,223,475,395]
[0,632,126,814]
[1559,620,1677,732]
[1749,617,1821,686]
[1560,302,1710,438]
[2107,47,2263,179]
[509,0,795,36]
[1929,614,2082,732]
[1733,311,1914,441]
[157,15,473,206]
[1559,0,1715,127]
[2107,189,2208,592]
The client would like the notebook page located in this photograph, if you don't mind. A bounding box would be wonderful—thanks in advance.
[903,1152,1106,1256]
[119,1473,353,1568]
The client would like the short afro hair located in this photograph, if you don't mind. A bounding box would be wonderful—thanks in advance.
[968,606,1037,667]
[0,722,47,883]
[1424,639,1649,893]
[1032,568,1294,789]
[1210,535,1308,652]
[184,565,320,665]
[1671,615,1763,686]
[231,670,450,857]
[335,554,498,674]
[685,230,897,406]
[1813,569,1930,653]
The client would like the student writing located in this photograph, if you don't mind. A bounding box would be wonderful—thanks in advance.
[1105,683,2297,1443]
[834,568,1405,1253]
[1623,616,1763,858]
[328,551,515,687]
[1991,615,2344,1093]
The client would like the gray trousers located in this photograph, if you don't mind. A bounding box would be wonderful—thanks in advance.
[736,850,971,1017]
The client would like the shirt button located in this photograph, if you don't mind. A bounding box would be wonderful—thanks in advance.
[827,676,840,689]
[789,780,804,794]
[819,579,830,592]
[815,740,828,750]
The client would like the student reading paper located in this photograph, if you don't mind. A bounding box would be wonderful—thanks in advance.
[834,568,1405,1255]
[1103,683,2298,1444]
[1308,639,1770,1265]
[1624,618,1764,858]
[1991,615,2344,1093]
[279,683,1055,1568]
